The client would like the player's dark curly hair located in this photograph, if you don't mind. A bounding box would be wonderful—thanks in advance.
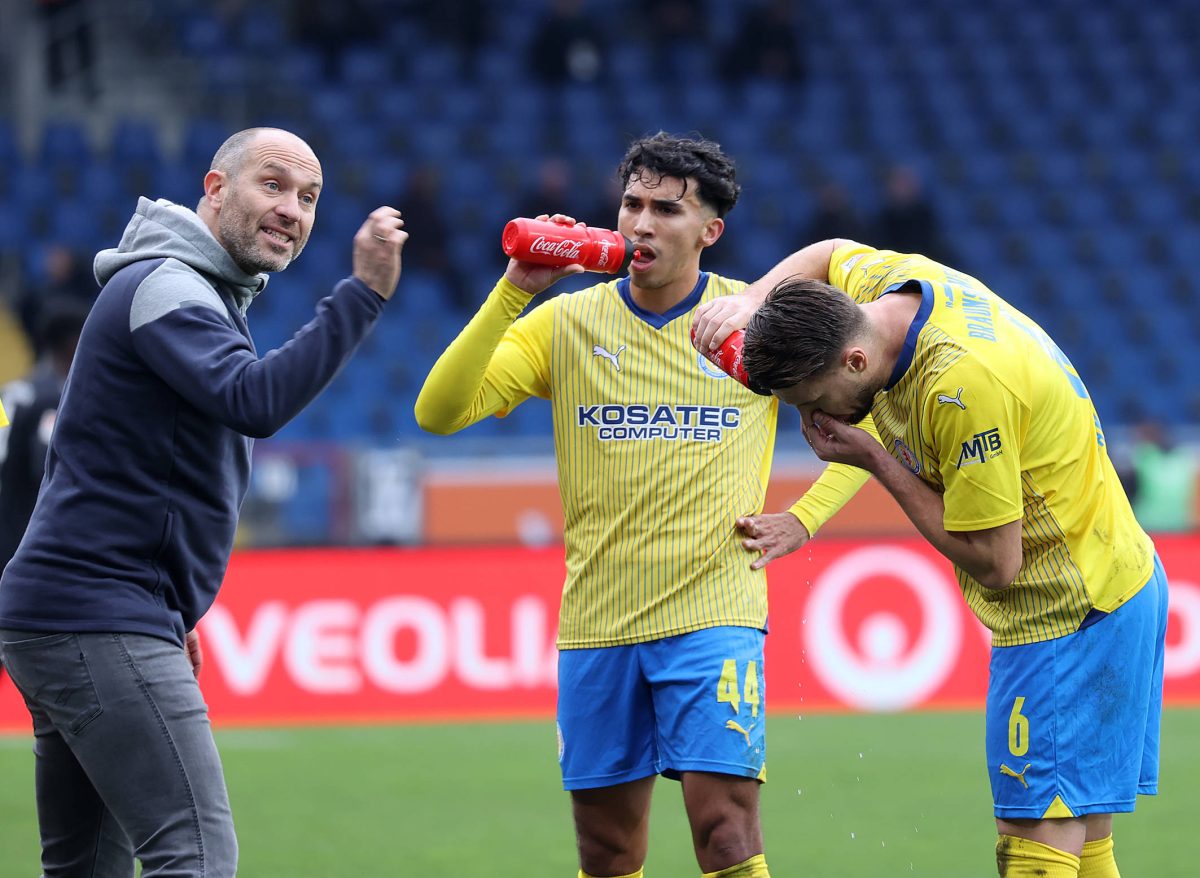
[743,276,867,392]
[617,132,741,218]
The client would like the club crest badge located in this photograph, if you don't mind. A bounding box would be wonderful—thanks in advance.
[894,439,921,474]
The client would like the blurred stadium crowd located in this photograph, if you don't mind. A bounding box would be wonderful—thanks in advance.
[1,0,1197,541]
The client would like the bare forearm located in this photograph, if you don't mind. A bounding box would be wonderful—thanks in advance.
[866,447,1012,589]
[744,239,846,303]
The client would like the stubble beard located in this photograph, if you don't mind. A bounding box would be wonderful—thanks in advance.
[846,383,881,425]
[219,198,294,275]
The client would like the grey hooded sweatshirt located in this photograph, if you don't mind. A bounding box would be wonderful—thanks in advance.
[0,197,385,644]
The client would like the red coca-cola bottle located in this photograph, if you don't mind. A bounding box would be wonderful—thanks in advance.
[502,218,634,274]
[691,326,768,394]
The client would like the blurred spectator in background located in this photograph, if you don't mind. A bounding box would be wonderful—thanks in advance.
[643,0,709,78]
[1128,422,1197,533]
[291,0,376,74]
[804,180,870,244]
[514,156,607,228]
[0,298,89,573]
[646,0,708,50]
[17,244,96,358]
[395,164,472,312]
[37,0,99,99]
[419,0,489,76]
[873,164,952,262]
[721,0,806,83]
[528,0,606,84]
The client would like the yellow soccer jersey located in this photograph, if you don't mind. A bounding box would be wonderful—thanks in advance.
[418,272,780,648]
[0,400,7,427]
[831,244,1154,646]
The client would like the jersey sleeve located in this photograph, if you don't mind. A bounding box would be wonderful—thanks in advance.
[829,243,950,306]
[928,361,1025,532]
[413,278,555,434]
[828,241,876,295]
[131,274,384,439]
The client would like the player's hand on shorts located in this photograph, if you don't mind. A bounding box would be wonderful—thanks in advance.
[737,512,811,570]
[803,410,881,471]
[690,292,760,353]
[505,213,585,295]
[185,629,203,680]
[353,207,408,300]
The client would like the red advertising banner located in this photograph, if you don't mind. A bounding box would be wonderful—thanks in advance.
[2,537,1198,730]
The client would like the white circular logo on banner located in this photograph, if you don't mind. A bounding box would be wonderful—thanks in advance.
[1165,579,1200,678]
[807,546,962,711]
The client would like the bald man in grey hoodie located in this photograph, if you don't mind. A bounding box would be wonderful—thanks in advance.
[0,128,406,878]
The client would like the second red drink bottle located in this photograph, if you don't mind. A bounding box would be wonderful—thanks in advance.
[502,218,634,274]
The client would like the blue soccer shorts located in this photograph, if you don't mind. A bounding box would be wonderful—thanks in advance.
[985,554,1169,818]
[556,626,766,791]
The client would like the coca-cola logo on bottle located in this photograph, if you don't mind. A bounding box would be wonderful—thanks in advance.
[530,235,584,260]
[596,240,612,268]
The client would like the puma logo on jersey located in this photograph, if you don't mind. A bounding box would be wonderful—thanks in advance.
[725,719,754,746]
[592,344,626,371]
[937,387,966,409]
[1000,763,1031,789]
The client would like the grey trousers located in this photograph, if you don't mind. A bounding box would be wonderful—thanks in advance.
[0,630,238,878]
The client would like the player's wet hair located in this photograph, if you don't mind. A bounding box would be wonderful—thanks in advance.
[743,277,867,392]
[617,132,741,218]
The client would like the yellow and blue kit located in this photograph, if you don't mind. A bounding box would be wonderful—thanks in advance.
[416,270,862,787]
[828,243,1167,817]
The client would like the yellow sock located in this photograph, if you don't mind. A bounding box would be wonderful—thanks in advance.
[1078,835,1119,878]
[579,870,643,878]
[702,853,770,878]
[996,836,1080,877]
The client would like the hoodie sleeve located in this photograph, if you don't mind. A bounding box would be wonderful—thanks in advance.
[129,263,384,438]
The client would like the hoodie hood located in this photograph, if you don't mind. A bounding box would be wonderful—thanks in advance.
[95,198,267,313]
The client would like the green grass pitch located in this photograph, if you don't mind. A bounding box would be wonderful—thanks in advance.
[1,709,1195,876]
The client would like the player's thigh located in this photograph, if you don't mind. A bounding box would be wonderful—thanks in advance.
[680,770,763,835]
[644,626,766,781]
[557,644,658,790]
[570,776,656,851]
[986,570,1165,822]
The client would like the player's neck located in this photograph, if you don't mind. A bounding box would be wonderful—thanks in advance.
[628,268,701,315]
[866,292,923,377]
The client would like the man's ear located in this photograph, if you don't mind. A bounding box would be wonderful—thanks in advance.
[203,169,227,209]
[845,347,868,374]
[700,215,725,248]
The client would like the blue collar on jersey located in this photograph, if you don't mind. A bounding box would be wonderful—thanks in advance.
[617,271,709,329]
[882,278,935,390]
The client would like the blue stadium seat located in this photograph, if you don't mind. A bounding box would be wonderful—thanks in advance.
[0,119,20,165]
[79,161,127,205]
[109,118,162,165]
[38,120,92,166]
[181,118,228,167]
[154,161,199,205]
[11,163,55,206]
[238,8,284,53]
[46,199,101,249]
[328,122,385,161]
[177,13,225,56]
[341,47,395,87]
[202,50,248,94]
[0,196,33,247]
[411,46,461,86]
[277,48,326,90]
